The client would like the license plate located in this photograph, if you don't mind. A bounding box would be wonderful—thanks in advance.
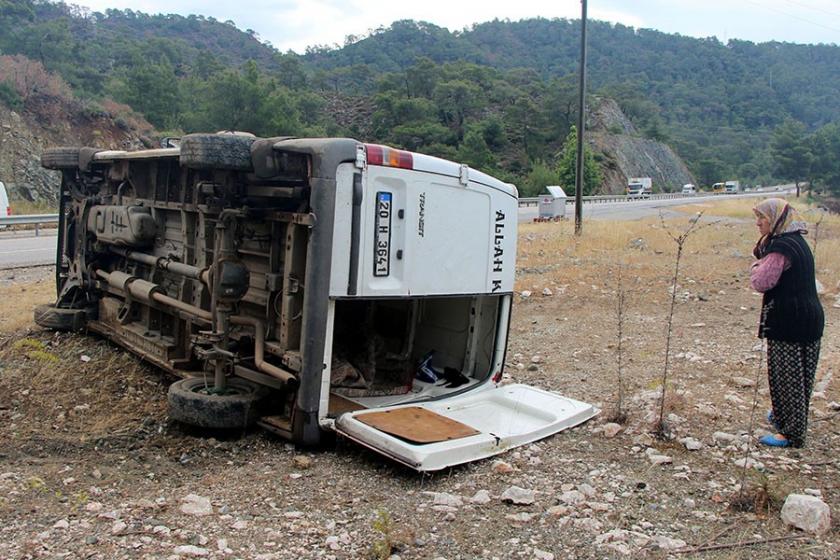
[374,192,392,277]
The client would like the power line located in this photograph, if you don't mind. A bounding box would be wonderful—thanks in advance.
[784,0,840,20]
[744,0,840,37]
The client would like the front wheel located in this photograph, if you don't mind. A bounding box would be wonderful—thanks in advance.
[179,133,255,171]
[168,377,269,429]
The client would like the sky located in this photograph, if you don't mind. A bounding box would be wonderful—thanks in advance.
[70,0,840,53]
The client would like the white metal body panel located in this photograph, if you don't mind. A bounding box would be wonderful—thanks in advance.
[92,148,180,161]
[329,164,355,296]
[331,165,517,297]
[409,152,517,198]
[335,384,599,471]
[0,181,9,217]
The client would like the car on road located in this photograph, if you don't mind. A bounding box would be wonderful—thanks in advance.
[681,184,696,194]
[0,181,10,219]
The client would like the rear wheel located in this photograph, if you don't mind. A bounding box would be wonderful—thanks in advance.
[33,303,87,331]
[41,148,81,170]
[168,377,269,429]
[179,134,255,171]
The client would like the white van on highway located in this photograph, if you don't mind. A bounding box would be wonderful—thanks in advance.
[681,184,696,194]
[0,181,10,219]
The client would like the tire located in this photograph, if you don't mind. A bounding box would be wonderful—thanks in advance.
[41,147,82,170]
[168,377,269,429]
[179,133,256,171]
[33,303,87,331]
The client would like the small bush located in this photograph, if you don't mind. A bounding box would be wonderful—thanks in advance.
[0,81,22,109]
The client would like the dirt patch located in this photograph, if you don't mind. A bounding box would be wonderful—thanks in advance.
[0,203,838,559]
[0,266,54,334]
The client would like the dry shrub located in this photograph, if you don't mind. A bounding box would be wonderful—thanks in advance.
[0,55,73,104]
[99,98,155,133]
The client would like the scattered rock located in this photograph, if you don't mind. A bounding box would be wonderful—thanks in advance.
[649,536,687,551]
[425,492,463,508]
[491,460,515,474]
[733,457,764,470]
[180,494,213,516]
[679,437,703,451]
[648,454,672,465]
[559,490,586,505]
[293,455,313,470]
[781,494,831,534]
[602,423,622,438]
[52,519,69,529]
[541,288,553,296]
[84,501,103,513]
[731,376,756,388]
[501,486,535,505]
[505,512,537,523]
[713,432,738,445]
[173,544,210,557]
[577,483,596,498]
[633,433,654,447]
[469,490,492,505]
[520,290,532,299]
[533,548,554,560]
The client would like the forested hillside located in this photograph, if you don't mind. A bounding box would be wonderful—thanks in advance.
[1,1,839,196]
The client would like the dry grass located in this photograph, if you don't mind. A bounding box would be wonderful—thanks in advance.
[0,331,167,441]
[6,199,57,215]
[0,279,53,334]
[518,199,840,298]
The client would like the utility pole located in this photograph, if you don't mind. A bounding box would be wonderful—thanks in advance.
[574,0,588,235]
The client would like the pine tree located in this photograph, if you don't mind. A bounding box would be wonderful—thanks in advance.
[557,126,602,196]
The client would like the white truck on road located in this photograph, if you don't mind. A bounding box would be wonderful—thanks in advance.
[724,180,741,194]
[627,177,652,198]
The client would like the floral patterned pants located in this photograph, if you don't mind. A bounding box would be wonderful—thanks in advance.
[767,339,821,447]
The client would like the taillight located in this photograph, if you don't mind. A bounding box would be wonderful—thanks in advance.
[6,206,10,216]
[365,144,413,169]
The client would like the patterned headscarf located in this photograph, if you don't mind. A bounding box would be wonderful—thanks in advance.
[752,198,808,258]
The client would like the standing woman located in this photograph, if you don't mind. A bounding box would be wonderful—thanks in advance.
[750,198,824,448]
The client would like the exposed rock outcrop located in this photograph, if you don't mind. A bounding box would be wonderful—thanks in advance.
[588,98,695,194]
[0,98,152,208]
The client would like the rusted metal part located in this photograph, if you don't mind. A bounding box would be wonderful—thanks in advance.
[262,210,316,227]
[110,247,209,284]
[96,269,212,322]
[231,315,297,386]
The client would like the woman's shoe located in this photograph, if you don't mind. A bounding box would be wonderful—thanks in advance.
[759,434,790,448]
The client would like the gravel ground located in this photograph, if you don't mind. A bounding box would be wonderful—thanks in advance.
[0,215,838,560]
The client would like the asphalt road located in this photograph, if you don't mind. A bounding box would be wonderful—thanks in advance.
[0,188,796,269]
[0,230,57,269]
[517,188,796,223]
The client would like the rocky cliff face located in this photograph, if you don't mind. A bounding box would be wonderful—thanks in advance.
[588,98,695,194]
[0,98,152,209]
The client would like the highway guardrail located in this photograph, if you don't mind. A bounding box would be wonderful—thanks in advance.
[518,192,696,207]
[0,213,59,235]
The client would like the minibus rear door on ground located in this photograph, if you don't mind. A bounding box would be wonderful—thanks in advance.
[334,383,599,471]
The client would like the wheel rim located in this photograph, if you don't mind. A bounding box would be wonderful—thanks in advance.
[188,379,253,397]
